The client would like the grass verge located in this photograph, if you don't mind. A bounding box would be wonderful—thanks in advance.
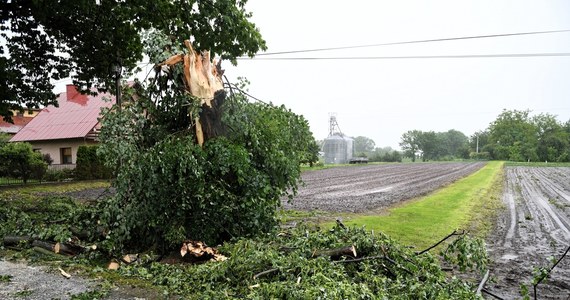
[329,161,504,249]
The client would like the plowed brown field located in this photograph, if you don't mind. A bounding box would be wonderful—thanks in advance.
[283,162,485,212]
[284,163,570,299]
[486,167,570,299]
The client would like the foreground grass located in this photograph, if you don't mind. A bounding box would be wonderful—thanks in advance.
[332,161,504,249]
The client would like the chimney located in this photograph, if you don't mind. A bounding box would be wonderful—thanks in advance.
[66,84,80,101]
[66,84,88,104]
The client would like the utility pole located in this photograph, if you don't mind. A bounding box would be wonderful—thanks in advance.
[114,63,122,110]
[476,135,479,153]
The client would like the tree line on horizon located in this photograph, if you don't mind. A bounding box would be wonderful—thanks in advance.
[351,109,570,163]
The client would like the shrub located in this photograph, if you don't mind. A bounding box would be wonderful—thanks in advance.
[75,145,111,180]
[43,168,75,182]
[0,142,47,183]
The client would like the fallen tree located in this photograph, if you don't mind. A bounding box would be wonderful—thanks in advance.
[97,33,319,253]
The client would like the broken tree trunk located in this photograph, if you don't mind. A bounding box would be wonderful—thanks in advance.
[158,40,225,147]
[312,245,357,260]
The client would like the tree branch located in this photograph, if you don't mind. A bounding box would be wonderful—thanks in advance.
[533,244,570,300]
[416,229,465,255]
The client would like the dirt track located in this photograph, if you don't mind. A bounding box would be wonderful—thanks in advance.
[283,162,485,212]
[486,167,570,299]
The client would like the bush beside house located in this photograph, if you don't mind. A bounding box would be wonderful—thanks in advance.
[75,145,111,180]
[0,142,47,183]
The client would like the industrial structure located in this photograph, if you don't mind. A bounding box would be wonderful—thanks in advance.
[322,114,353,164]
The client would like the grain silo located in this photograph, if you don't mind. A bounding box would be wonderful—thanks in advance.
[323,114,353,164]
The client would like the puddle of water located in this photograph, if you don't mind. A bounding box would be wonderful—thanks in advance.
[354,186,394,196]
[501,253,518,260]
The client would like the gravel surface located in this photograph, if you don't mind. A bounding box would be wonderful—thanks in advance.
[283,162,486,212]
[0,260,94,300]
[486,166,570,299]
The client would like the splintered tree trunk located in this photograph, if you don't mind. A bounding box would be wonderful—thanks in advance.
[159,40,225,146]
[199,90,226,141]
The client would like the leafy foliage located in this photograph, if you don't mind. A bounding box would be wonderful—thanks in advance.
[116,224,486,299]
[400,129,469,161]
[0,142,47,183]
[75,145,111,180]
[97,78,318,252]
[484,110,570,162]
[0,194,98,244]
[1,0,266,120]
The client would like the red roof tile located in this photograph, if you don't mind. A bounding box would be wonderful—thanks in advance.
[10,86,114,142]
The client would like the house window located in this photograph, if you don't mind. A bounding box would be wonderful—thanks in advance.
[60,147,72,164]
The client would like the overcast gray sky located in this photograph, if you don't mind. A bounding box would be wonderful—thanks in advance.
[221,0,570,149]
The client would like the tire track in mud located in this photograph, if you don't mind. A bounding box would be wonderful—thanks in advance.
[486,167,570,300]
[282,162,485,213]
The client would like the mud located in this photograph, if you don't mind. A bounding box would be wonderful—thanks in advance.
[283,162,485,212]
[486,167,570,299]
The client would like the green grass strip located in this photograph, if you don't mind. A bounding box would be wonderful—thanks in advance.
[339,161,504,249]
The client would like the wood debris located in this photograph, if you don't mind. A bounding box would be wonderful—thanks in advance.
[58,267,71,279]
[180,240,227,262]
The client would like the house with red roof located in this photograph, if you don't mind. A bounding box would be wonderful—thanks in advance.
[0,110,39,136]
[10,85,114,166]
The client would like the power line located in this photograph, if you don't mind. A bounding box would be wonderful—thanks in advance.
[255,29,570,56]
[237,52,570,60]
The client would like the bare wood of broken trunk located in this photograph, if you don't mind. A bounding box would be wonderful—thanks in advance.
[157,40,225,147]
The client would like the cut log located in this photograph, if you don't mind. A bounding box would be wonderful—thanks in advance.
[31,240,57,253]
[108,260,120,270]
[3,236,33,246]
[121,254,138,264]
[312,245,357,259]
[54,242,85,256]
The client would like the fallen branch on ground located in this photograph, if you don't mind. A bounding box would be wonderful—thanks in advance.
[312,245,357,259]
[416,229,466,255]
[533,244,570,300]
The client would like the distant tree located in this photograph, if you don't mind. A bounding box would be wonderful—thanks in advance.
[469,130,490,154]
[532,113,569,162]
[417,131,438,161]
[443,129,469,158]
[0,0,266,121]
[400,130,421,162]
[488,109,538,161]
[353,136,376,154]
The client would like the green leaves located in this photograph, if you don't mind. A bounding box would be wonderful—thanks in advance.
[97,71,318,253]
[1,0,266,121]
[114,225,486,298]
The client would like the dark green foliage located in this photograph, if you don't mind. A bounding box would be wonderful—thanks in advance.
[117,225,485,299]
[75,145,111,180]
[97,81,317,253]
[485,110,570,162]
[0,142,47,183]
[42,169,75,182]
[0,195,98,243]
[400,129,469,161]
[370,147,402,162]
[1,0,266,121]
